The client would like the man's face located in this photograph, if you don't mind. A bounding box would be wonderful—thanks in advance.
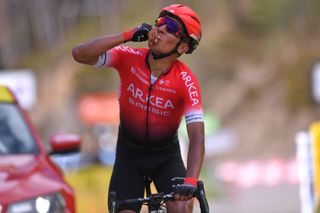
[148,16,184,55]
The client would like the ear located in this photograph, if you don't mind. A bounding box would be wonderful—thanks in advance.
[177,41,189,55]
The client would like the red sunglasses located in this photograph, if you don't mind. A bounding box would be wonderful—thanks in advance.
[155,17,182,37]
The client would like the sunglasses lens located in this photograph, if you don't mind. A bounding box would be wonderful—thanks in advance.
[155,17,181,37]
[155,17,166,27]
[166,21,179,34]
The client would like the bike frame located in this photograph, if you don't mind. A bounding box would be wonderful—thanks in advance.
[108,176,210,213]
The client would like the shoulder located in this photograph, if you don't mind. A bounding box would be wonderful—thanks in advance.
[173,60,199,82]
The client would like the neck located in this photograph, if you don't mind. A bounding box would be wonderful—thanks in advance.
[148,52,177,77]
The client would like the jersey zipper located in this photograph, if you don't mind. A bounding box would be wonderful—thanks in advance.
[145,83,152,146]
[145,74,162,146]
[144,51,175,146]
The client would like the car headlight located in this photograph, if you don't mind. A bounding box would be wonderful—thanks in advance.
[7,193,66,213]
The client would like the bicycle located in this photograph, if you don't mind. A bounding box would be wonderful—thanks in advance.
[108,176,210,213]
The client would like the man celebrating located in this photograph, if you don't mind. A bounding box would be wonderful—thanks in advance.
[72,4,205,213]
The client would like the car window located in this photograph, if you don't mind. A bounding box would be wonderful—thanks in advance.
[0,104,38,154]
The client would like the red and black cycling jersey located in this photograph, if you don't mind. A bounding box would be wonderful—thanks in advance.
[95,45,204,148]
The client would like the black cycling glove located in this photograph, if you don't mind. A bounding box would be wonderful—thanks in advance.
[174,183,197,196]
[174,177,198,197]
[123,23,152,42]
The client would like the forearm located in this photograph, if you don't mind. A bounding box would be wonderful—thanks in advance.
[186,138,204,178]
[186,122,205,179]
[72,33,125,65]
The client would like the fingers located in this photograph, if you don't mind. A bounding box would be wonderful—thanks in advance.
[174,194,193,201]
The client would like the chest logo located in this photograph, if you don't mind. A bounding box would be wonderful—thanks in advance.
[127,83,175,110]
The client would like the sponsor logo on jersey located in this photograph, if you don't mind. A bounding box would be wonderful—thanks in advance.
[154,86,176,94]
[127,83,174,109]
[127,83,174,116]
[130,67,149,85]
[128,98,171,116]
[180,71,200,106]
[158,79,170,86]
[115,46,143,56]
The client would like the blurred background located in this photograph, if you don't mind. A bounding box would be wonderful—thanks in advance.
[1,0,320,212]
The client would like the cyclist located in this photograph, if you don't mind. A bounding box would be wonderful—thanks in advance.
[72,4,204,213]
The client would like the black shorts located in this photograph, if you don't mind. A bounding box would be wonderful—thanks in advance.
[108,139,186,212]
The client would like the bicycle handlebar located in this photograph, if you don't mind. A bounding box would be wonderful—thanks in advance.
[109,180,210,213]
[196,181,210,213]
[117,193,174,206]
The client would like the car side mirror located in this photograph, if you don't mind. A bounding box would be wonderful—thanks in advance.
[50,133,81,154]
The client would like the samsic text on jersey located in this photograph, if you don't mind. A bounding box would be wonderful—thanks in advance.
[95,45,204,148]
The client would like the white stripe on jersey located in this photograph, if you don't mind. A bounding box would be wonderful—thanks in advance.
[185,112,204,124]
[94,52,107,67]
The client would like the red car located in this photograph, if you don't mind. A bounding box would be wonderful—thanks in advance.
[0,85,81,213]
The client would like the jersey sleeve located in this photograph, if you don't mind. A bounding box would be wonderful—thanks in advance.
[94,46,122,68]
[180,70,204,124]
[94,45,143,69]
